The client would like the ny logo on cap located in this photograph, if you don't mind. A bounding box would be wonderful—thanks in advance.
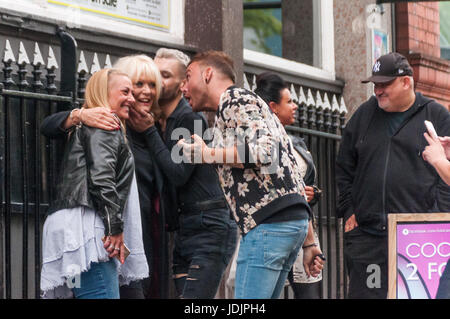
[373,61,381,73]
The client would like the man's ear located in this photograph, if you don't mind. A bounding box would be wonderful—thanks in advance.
[179,79,186,92]
[403,76,414,89]
[204,67,213,84]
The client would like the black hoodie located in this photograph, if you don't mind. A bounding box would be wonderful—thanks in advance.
[336,92,450,236]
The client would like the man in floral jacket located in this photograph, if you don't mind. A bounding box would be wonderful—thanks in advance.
[179,50,324,299]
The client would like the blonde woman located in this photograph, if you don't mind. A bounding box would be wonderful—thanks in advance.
[41,54,169,298]
[40,69,149,299]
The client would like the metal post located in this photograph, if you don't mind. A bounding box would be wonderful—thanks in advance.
[56,27,78,111]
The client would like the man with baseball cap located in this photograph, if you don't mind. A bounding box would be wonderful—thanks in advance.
[336,52,450,298]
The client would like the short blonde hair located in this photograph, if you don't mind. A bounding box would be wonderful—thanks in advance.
[113,54,162,117]
[155,48,190,71]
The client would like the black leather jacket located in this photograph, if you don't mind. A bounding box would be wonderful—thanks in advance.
[47,125,134,236]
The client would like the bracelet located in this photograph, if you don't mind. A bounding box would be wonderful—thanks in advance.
[77,108,84,128]
[302,243,318,249]
[69,108,79,125]
[69,108,84,128]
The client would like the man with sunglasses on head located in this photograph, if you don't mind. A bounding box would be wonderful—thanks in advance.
[336,52,450,299]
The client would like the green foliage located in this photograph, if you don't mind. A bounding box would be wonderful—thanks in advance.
[243,2,282,54]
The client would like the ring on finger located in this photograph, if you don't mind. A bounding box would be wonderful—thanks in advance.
[114,247,120,251]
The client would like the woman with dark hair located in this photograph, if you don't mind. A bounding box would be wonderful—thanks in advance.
[255,72,323,299]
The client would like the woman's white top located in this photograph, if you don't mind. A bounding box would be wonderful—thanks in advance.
[40,173,149,298]
[291,150,322,284]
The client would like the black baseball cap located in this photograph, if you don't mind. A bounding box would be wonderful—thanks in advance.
[362,52,413,84]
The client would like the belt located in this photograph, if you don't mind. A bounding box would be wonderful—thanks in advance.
[178,198,228,214]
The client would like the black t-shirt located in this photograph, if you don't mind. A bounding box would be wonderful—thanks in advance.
[382,101,417,136]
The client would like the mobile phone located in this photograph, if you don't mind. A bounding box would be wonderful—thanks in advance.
[424,120,438,140]
[121,244,131,261]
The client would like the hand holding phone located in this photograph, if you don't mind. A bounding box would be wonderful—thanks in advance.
[424,120,438,140]
[102,236,131,263]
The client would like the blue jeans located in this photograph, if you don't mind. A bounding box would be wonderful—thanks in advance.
[235,219,309,299]
[72,259,120,299]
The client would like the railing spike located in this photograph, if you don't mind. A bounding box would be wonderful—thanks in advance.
[32,42,45,67]
[243,74,250,90]
[251,74,257,92]
[18,42,30,65]
[47,46,59,70]
[315,91,323,109]
[323,92,331,110]
[290,83,298,103]
[339,96,348,114]
[104,54,112,68]
[331,94,340,112]
[306,88,315,107]
[90,53,101,74]
[3,39,16,63]
[77,51,88,74]
[298,86,307,105]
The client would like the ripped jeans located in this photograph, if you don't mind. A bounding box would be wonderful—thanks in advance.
[172,207,238,299]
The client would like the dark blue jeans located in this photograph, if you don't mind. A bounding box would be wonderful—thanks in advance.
[173,207,238,299]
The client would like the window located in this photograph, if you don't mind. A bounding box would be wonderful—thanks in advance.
[243,0,335,81]
[243,0,282,57]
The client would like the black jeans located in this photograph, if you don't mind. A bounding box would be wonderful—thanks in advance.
[344,227,388,299]
[173,207,238,299]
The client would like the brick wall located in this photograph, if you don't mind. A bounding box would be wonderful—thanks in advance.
[396,1,450,110]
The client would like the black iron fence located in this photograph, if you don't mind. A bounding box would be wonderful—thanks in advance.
[0,30,82,299]
[0,31,348,298]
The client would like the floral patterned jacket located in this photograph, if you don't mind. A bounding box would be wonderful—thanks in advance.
[211,86,310,234]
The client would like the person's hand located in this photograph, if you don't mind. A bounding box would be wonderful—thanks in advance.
[82,107,121,130]
[423,132,447,166]
[304,186,315,203]
[177,134,207,164]
[103,233,126,264]
[438,136,450,160]
[303,245,324,278]
[127,105,155,133]
[344,214,358,232]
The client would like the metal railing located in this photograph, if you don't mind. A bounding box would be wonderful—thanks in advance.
[0,30,83,299]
